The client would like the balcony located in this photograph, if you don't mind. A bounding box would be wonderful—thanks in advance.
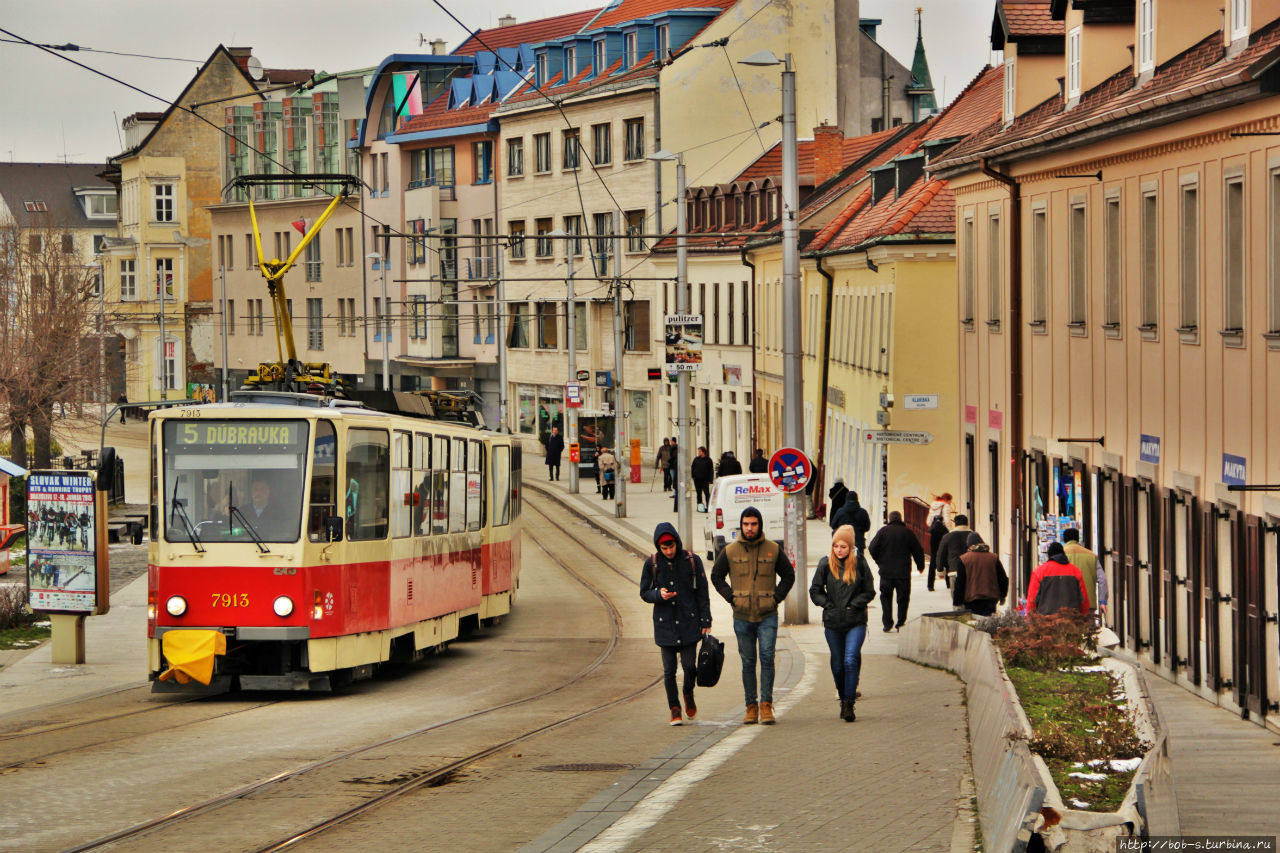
[464,256,497,281]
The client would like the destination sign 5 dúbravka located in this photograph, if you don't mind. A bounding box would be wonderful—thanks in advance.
[177,423,301,446]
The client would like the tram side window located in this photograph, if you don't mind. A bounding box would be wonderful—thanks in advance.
[346,428,389,540]
[308,420,337,542]
[468,439,484,531]
[492,446,511,526]
[392,431,412,539]
[432,436,449,535]
[451,437,467,533]
[413,433,431,535]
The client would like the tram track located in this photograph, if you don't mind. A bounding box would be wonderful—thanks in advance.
[64,490,656,853]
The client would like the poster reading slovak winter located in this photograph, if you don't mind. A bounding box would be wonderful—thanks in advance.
[27,471,98,613]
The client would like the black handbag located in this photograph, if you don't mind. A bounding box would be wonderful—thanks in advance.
[695,633,724,687]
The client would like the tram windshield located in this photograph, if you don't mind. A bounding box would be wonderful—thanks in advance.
[162,419,310,544]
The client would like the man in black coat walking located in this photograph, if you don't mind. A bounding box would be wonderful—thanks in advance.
[830,491,871,552]
[934,514,973,589]
[827,478,849,528]
[691,446,714,511]
[640,522,712,725]
[867,510,925,632]
[544,427,565,480]
[748,448,768,473]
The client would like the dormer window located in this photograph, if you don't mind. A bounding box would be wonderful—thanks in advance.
[1067,27,1081,101]
[1003,59,1016,125]
[536,53,548,86]
[565,46,577,79]
[79,191,118,219]
[656,25,669,62]
[625,32,637,68]
[1231,0,1249,42]
[22,201,47,213]
[593,40,607,75]
[1137,0,1155,73]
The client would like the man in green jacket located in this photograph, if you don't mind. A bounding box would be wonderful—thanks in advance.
[1062,528,1106,614]
[711,506,795,725]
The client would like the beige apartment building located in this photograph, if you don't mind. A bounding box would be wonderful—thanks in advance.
[935,0,1280,727]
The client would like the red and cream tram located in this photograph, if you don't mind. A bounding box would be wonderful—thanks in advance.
[146,391,521,691]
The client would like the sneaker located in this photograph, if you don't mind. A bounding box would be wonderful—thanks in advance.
[759,701,776,725]
[669,706,683,726]
[743,703,759,725]
[684,693,697,720]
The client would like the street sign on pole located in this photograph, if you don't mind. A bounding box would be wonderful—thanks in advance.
[863,430,935,445]
[768,447,811,493]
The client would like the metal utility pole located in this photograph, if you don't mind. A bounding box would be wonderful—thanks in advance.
[157,270,167,401]
[566,250,579,494]
[219,265,229,400]
[612,210,626,518]
[674,159,692,547]
[98,264,106,414]
[381,234,391,391]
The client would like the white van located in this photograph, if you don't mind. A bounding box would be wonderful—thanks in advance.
[703,474,786,561]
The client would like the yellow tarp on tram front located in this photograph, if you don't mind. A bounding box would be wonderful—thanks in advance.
[158,630,227,685]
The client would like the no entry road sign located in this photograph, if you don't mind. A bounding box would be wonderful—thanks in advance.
[768,447,811,493]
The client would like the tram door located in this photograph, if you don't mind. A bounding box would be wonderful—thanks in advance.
[1202,503,1222,691]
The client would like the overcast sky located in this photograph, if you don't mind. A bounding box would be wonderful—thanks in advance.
[0,0,998,165]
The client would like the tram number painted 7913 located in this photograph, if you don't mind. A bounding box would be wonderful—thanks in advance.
[212,593,250,608]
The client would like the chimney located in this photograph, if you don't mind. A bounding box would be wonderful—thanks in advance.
[431,38,447,55]
[813,123,844,187]
[226,47,253,73]
[498,15,517,27]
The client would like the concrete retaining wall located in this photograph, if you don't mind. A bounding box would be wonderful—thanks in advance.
[899,615,1179,851]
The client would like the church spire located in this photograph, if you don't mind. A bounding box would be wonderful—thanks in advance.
[908,7,937,119]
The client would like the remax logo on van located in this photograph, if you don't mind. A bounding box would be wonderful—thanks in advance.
[733,485,774,496]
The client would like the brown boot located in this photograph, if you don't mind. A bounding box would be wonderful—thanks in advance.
[840,699,855,722]
[743,702,759,725]
[759,701,776,725]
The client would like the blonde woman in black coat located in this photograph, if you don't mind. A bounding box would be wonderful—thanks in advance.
[809,524,876,722]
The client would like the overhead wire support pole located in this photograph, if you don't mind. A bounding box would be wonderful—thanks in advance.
[613,210,626,518]
[566,250,579,494]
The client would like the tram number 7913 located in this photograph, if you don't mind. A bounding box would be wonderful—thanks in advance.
[211,593,250,608]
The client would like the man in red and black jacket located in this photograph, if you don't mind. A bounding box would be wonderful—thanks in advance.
[1024,541,1090,615]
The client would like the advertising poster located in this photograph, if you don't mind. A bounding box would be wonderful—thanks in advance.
[27,471,98,613]
[664,314,703,371]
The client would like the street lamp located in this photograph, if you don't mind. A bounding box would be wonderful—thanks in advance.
[367,250,390,391]
[740,49,807,624]
[648,149,693,548]
[547,228,580,494]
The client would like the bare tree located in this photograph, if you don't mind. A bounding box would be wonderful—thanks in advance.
[0,220,100,468]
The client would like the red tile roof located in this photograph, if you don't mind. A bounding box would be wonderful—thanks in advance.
[589,0,737,30]
[820,178,955,251]
[999,1,1059,39]
[395,98,496,135]
[735,127,903,184]
[935,15,1280,172]
[924,65,1003,141]
[500,53,660,108]
[453,9,602,55]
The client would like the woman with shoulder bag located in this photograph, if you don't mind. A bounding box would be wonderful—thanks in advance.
[809,524,876,722]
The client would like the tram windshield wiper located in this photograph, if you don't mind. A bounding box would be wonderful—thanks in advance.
[169,476,205,553]
[226,483,270,554]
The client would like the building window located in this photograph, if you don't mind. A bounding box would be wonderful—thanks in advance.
[626,210,645,252]
[1068,202,1086,326]
[562,128,580,170]
[153,183,175,222]
[593,40,607,74]
[1031,208,1047,325]
[961,216,975,324]
[305,238,322,282]
[473,140,493,184]
[227,299,235,336]
[407,219,426,266]
[564,215,584,256]
[1103,196,1121,329]
[534,133,551,173]
[1067,27,1081,100]
[656,25,669,62]
[536,53,548,86]
[307,298,323,350]
[409,146,454,188]
[1003,59,1016,125]
[159,338,177,391]
[507,302,530,348]
[1224,176,1246,333]
[592,212,612,275]
[1179,182,1199,332]
[987,213,1001,328]
[1269,169,1280,334]
[60,233,73,254]
[1231,0,1250,42]
[85,193,117,218]
[507,138,523,177]
[155,258,174,300]
[592,123,611,166]
[625,32,638,67]
[1138,0,1154,72]
[535,218,553,258]
[380,152,389,193]
[624,300,650,351]
[537,302,558,349]
[508,221,525,259]
[565,46,577,79]
[120,259,136,300]
[412,294,428,339]
[1140,190,1158,330]
[252,299,265,336]
[574,301,587,350]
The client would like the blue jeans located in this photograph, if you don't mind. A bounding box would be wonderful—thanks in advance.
[733,612,778,704]
[824,624,867,701]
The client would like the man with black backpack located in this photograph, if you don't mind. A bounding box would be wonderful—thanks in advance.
[640,522,712,726]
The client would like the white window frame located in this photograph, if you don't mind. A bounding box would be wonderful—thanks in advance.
[1268,166,1280,335]
[1067,27,1082,101]
[625,32,638,68]
[1003,59,1016,125]
[1031,205,1048,327]
[152,182,175,223]
[120,259,136,300]
[565,46,577,79]
[1068,200,1087,327]
[536,53,548,86]
[1103,193,1122,332]
[987,210,1002,328]
[1178,176,1199,334]
[1231,0,1250,42]
[1138,0,1155,73]
[656,25,669,61]
[593,40,607,74]
[1224,173,1247,335]
[507,138,523,177]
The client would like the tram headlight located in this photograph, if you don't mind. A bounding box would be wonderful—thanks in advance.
[272,595,294,617]
[165,595,188,617]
